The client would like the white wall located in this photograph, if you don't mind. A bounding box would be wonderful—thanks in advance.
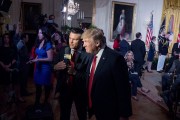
[95,0,164,49]
[9,0,54,25]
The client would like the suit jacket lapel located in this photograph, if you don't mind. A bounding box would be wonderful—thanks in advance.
[93,47,108,84]
[75,51,81,63]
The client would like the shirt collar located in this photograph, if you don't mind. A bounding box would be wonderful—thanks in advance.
[96,45,105,58]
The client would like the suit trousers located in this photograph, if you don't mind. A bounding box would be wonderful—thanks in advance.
[162,73,172,92]
[129,74,143,96]
[157,55,166,71]
[59,84,87,120]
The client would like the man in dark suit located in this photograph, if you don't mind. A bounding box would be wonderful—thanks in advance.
[53,28,90,120]
[157,32,170,72]
[165,36,180,72]
[119,33,130,56]
[161,53,180,112]
[131,32,146,76]
[82,28,132,120]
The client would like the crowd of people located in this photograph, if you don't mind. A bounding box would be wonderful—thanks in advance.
[0,14,132,120]
[113,30,180,115]
[0,13,180,120]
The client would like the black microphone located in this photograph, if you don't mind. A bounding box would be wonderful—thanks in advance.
[64,47,71,65]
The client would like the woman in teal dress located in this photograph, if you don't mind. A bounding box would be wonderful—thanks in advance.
[30,27,53,107]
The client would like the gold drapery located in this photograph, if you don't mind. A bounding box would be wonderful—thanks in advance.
[162,0,180,53]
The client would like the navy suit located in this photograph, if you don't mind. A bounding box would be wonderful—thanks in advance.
[87,46,132,120]
[158,36,169,55]
[119,39,130,56]
[131,39,146,76]
[54,46,90,120]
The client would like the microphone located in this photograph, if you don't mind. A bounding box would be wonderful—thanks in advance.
[64,47,71,65]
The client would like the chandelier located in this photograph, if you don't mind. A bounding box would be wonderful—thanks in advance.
[67,0,79,15]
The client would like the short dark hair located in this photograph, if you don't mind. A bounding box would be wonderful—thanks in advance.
[167,31,171,35]
[136,32,141,38]
[151,36,156,40]
[71,28,84,35]
[49,14,55,19]
[2,33,13,46]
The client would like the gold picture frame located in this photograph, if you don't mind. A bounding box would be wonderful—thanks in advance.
[111,1,136,41]
[22,2,42,33]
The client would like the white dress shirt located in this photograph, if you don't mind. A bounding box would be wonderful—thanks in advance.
[90,46,105,73]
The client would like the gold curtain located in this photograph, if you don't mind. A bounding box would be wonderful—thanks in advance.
[161,0,180,53]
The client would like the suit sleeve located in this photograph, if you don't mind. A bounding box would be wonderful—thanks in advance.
[169,61,176,73]
[158,41,163,54]
[112,55,132,117]
[74,53,91,84]
[171,44,176,56]
[141,42,146,59]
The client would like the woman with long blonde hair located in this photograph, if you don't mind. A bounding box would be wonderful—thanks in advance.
[125,51,150,100]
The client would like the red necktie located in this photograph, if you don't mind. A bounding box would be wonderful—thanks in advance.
[68,51,77,86]
[88,56,97,108]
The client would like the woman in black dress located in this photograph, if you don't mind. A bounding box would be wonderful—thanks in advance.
[0,33,24,102]
[147,36,156,72]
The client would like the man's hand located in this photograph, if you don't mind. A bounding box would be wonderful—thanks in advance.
[26,58,40,64]
[54,61,66,70]
[67,65,76,75]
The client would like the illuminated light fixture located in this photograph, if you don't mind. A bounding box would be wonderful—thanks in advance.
[62,6,67,13]
[67,15,71,20]
[67,0,79,15]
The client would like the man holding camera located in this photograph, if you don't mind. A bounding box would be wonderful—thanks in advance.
[53,28,90,120]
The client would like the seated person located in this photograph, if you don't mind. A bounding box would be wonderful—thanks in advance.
[125,51,150,101]
[161,76,180,113]
[162,53,180,92]
[165,34,180,72]
[161,53,180,112]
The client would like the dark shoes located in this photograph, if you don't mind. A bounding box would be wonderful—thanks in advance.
[141,88,150,93]
[147,69,153,73]
[157,70,163,73]
[132,96,139,101]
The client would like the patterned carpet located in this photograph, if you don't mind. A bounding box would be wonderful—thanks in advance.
[0,71,173,120]
[140,70,168,111]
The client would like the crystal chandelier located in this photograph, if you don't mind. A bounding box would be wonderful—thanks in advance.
[67,0,79,15]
